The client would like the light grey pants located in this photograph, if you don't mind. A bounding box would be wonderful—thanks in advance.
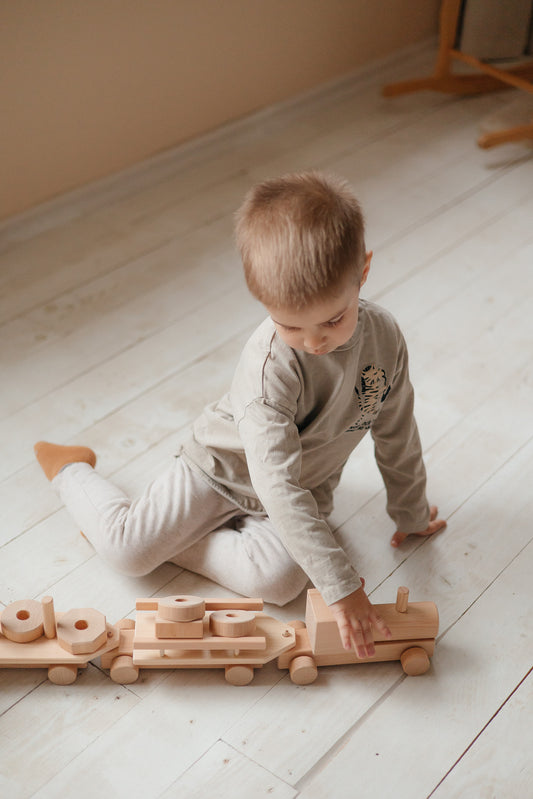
[53,457,309,606]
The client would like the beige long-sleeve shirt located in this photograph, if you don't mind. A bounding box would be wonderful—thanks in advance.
[181,299,429,604]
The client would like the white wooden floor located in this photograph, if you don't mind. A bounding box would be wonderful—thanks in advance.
[1,41,532,798]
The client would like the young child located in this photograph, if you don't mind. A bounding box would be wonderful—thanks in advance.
[35,172,445,659]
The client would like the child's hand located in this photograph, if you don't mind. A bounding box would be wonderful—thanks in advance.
[390,505,447,548]
[329,584,392,658]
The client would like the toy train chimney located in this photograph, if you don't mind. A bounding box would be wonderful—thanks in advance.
[395,586,409,613]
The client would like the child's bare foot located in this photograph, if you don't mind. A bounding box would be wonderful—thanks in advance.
[390,506,446,548]
[34,441,96,481]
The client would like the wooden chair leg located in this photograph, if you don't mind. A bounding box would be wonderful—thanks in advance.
[382,0,533,100]
[434,0,462,78]
[478,121,533,149]
[382,0,533,149]
[383,0,462,97]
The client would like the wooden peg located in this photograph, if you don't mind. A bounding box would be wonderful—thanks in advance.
[41,596,57,639]
[396,586,409,613]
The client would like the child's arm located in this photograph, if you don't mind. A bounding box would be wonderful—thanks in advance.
[329,582,392,658]
[371,330,434,537]
[237,400,364,607]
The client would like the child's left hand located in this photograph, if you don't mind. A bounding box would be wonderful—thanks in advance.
[329,582,392,658]
[390,505,446,548]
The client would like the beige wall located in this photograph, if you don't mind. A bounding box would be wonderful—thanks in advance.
[1,1,439,221]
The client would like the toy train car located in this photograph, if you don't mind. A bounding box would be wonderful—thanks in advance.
[0,596,119,684]
[100,596,296,686]
[0,587,438,686]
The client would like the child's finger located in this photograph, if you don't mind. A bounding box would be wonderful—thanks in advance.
[336,616,370,657]
[350,622,375,658]
[334,614,355,651]
[371,611,391,639]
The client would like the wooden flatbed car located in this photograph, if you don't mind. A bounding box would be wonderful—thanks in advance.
[101,596,296,686]
[0,596,119,684]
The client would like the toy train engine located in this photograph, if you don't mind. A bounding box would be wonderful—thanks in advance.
[277,587,439,684]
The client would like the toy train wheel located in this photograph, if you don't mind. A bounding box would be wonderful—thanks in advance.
[110,655,139,684]
[48,664,78,685]
[224,664,254,686]
[289,655,318,685]
[400,646,430,676]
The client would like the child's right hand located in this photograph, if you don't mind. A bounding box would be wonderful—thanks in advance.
[329,583,391,658]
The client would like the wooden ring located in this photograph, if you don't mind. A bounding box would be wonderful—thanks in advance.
[1,599,44,643]
[158,595,205,622]
[210,609,256,638]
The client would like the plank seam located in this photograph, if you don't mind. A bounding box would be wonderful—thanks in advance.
[426,666,533,798]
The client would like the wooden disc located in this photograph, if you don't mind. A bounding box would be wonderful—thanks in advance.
[224,664,254,686]
[400,646,430,676]
[289,655,318,685]
[110,655,140,684]
[48,664,78,685]
[210,610,256,638]
[1,599,44,643]
[158,595,205,622]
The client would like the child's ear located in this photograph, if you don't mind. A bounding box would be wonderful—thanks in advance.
[360,251,372,287]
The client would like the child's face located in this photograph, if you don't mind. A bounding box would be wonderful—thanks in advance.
[266,254,371,356]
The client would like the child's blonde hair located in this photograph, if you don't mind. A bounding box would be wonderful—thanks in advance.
[235,171,366,309]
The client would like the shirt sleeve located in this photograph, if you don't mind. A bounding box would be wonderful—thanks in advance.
[370,331,430,533]
[237,398,363,605]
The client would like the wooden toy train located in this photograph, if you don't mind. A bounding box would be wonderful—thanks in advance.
[0,587,438,686]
